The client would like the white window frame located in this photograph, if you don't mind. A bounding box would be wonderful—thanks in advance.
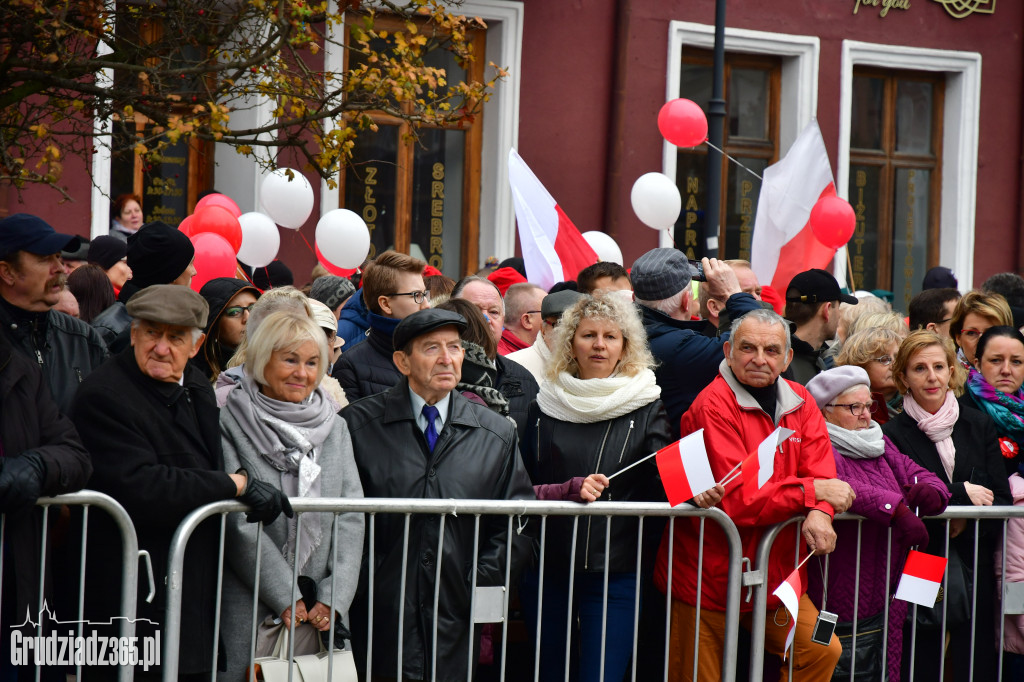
[664,21,819,250]
[836,40,981,291]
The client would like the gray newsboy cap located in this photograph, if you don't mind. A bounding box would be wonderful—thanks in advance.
[630,248,692,301]
[126,284,209,329]
[541,290,585,319]
[393,308,467,352]
[805,365,871,410]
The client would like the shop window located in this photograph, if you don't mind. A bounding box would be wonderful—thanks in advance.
[339,17,484,279]
[848,69,943,309]
[675,50,780,260]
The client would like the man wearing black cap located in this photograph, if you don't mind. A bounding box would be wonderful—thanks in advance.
[783,268,858,385]
[341,308,534,681]
[630,248,761,438]
[0,213,108,413]
[72,285,290,680]
[92,220,198,352]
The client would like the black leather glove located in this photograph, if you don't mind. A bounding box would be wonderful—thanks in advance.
[891,502,929,548]
[0,453,47,513]
[239,478,294,524]
[903,481,946,515]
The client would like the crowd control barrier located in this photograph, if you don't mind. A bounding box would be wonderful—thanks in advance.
[1,492,145,682]
[161,498,744,682]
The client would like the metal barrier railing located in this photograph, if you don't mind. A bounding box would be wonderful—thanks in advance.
[748,505,1024,682]
[3,492,144,682]
[161,498,745,682]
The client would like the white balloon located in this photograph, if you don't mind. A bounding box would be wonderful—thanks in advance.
[630,172,682,230]
[260,168,314,229]
[582,231,623,265]
[237,212,281,268]
[316,209,370,269]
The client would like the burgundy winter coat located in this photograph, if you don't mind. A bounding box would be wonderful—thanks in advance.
[806,435,949,682]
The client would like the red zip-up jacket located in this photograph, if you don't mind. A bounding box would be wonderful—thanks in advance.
[654,360,837,612]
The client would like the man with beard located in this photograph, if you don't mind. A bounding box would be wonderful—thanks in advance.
[0,214,107,412]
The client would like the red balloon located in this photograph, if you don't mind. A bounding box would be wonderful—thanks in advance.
[177,214,195,237]
[810,195,857,249]
[195,192,242,218]
[316,245,358,277]
[189,232,238,292]
[658,98,708,148]
[191,205,242,253]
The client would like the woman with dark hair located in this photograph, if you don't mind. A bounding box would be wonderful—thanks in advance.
[961,326,1024,474]
[194,278,261,383]
[67,264,116,324]
[883,329,1011,681]
[109,193,144,242]
[434,297,507,413]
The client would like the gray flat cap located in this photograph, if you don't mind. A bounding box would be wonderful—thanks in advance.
[630,248,691,301]
[126,284,209,328]
[541,290,585,319]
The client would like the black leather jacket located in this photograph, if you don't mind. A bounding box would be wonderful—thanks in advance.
[0,299,108,414]
[523,397,672,574]
[333,327,401,401]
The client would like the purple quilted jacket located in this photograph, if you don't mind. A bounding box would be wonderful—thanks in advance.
[806,435,949,682]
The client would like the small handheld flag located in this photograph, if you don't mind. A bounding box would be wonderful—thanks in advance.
[772,553,811,659]
[895,550,948,607]
[733,427,793,501]
[654,429,715,507]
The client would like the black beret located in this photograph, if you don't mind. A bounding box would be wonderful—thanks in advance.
[393,308,467,352]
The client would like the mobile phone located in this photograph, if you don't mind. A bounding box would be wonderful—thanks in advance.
[810,610,838,645]
[687,259,707,282]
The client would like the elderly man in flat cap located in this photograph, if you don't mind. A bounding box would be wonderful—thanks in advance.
[341,308,535,681]
[0,213,108,413]
[72,285,290,681]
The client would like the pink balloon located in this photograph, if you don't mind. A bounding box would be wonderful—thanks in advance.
[191,205,243,253]
[177,214,195,237]
[810,196,856,249]
[195,193,242,218]
[316,245,358,277]
[189,232,238,292]
[658,99,709,148]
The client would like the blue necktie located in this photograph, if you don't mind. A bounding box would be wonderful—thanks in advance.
[422,404,440,452]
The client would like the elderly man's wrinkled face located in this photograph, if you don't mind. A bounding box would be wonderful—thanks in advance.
[393,326,464,405]
[458,281,504,344]
[724,318,793,388]
[131,319,203,383]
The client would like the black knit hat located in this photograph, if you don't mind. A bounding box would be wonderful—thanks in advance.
[127,221,195,288]
[88,235,127,270]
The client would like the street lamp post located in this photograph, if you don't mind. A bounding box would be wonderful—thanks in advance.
[704,0,727,259]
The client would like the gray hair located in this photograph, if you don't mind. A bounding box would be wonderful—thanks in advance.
[728,308,792,356]
[635,288,687,318]
[130,318,203,344]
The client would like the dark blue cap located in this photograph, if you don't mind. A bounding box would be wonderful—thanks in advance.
[0,214,80,259]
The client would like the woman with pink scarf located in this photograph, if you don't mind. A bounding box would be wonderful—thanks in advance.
[882,329,1011,682]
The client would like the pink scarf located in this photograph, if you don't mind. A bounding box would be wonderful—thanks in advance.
[903,390,959,481]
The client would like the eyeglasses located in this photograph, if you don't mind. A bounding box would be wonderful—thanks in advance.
[826,401,875,416]
[223,304,255,318]
[526,310,542,316]
[872,355,894,366]
[386,290,430,304]
[960,328,984,340]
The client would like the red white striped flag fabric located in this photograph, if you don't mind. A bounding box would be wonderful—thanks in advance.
[508,150,598,290]
[750,120,839,296]
[741,427,793,503]
[895,550,949,607]
[772,567,803,657]
[655,429,715,507]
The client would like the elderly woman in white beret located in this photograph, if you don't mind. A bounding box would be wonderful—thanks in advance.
[804,365,949,682]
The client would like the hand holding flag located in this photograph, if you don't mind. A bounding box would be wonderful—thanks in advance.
[608,430,716,507]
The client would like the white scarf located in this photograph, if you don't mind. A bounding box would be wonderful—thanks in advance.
[537,368,661,424]
[826,421,885,459]
[903,390,959,481]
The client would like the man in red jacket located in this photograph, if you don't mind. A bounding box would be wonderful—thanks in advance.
[654,308,855,682]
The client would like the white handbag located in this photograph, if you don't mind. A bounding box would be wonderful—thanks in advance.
[253,622,357,682]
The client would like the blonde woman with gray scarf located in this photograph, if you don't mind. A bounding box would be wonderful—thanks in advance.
[218,311,364,680]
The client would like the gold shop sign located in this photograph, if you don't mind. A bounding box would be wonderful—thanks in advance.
[853,0,910,18]
[932,0,995,18]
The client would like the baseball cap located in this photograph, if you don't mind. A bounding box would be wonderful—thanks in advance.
[0,214,80,260]
[785,269,858,305]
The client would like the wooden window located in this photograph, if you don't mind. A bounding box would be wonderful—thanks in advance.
[675,50,780,260]
[848,69,943,310]
[339,17,484,279]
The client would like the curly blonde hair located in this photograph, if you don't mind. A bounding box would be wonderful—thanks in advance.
[546,293,655,381]
[892,329,966,397]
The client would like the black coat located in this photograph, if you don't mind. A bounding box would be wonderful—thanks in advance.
[781,333,827,386]
[71,349,237,676]
[523,398,671,574]
[340,381,536,681]
[333,326,401,401]
[882,406,1011,681]
[0,332,92,622]
[495,354,539,444]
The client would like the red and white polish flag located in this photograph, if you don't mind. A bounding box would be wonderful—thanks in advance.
[772,567,803,658]
[655,429,715,507]
[895,550,949,607]
[508,149,598,291]
[749,119,840,297]
[741,427,794,502]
